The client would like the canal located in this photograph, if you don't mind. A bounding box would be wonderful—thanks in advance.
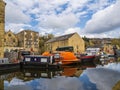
[1,62,120,90]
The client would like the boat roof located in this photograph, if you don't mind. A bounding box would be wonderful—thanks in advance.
[86,48,100,50]
[24,55,49,58]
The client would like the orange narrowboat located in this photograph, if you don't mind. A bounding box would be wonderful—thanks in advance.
[42,51,80,65]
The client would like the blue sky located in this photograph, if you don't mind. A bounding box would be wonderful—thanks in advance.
[4,0,120,38]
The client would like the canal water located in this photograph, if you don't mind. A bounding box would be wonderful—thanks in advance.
[1,62,120,90]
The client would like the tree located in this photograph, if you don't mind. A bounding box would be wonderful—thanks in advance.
[82,36,90,48]
[111,38,120,49]
[39,34,54,54]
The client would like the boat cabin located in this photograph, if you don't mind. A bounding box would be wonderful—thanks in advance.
[0,58,9,64]
[23,55,54,64]
[86,48,100,56]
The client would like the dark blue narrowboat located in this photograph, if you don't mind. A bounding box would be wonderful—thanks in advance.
[21,55,61,69]
[23,55,50,63]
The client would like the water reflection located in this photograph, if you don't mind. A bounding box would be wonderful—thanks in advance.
[1,62,120,90]
[80,68,120,90]
[4,76,83,90]
[79,62,120,90]
[102,62,120,72]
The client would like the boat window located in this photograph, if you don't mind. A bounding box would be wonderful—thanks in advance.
[41,58,47,62]
[54,54,60,58]
[25,58,31,61]
[34,58,37,61]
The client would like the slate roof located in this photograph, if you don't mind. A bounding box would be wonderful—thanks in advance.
[46,32,76,43]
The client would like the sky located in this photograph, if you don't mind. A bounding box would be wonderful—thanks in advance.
[3,0,120,38]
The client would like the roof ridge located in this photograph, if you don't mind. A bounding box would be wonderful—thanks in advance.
[46,32,76,43]
[55,32,76,38]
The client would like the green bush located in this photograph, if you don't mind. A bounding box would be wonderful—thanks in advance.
[117,57,120,62]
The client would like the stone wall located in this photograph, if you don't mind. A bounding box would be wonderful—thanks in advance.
[4,30,18,47]
[0,0,5,58]
[4,51,18,63]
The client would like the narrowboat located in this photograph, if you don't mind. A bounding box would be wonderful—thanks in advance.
[21,55,61,69]
[42,51,80,65]
[0,58,20,70]
[80,54,96,62]
[100,54,115,64]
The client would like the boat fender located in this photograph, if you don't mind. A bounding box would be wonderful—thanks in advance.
[58,61,62,65]
[50,56,53,64]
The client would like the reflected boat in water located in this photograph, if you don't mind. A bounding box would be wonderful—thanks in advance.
[21,69,62,79]
[61,67,78,77]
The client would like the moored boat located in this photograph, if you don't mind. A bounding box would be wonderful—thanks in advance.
[21,55,61,69]
[0,58,20,70]
[80,54,96,62]
[42,51,80,65]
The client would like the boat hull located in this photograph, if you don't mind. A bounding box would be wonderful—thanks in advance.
[61,60,79,65]
[81,55,95,62]
[55,59,80,65]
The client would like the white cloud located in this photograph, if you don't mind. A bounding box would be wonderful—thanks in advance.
[5,76,84,90]
[87,0,115,11]
[3,0,119,38]
[9,77,25,85]
[104,63,120,72]
[5,23,31,33]
[38,27,54,36]
[13,0,35,10]
[80,28,120,38]
[64,27,82,34]
[84,0,120,34]
[5,0,31,24]
[39,13,79,30]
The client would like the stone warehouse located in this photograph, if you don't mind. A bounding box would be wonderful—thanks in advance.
[45,32,85,53]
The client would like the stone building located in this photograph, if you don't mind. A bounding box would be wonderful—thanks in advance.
[17,30,39,52]
[89,38,112,46]
[0,0,5,58]
[4,30,18,47]
[45,32,85,53]
[89,38,114,54]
